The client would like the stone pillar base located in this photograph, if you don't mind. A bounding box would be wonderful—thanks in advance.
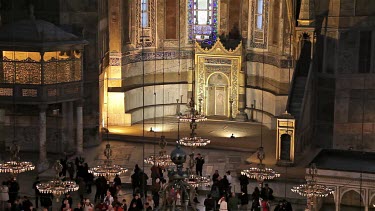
[37,160,50,173]
[235,110,248,122]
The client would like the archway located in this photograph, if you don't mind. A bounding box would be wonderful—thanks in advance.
[369,194,375,211]
[206,73,229,116]
[321,193,335,211]
[340,190,364,211]
[280,133,291,160]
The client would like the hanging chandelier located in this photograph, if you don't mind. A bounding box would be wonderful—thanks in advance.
[89,143,128,179]
[0,144,35,174]
[36,160,78,201]
[144,136,174,167]
[186,174,211,188]
[241,147,280,185]
[179,118,210,147]
[291,164,334,198]
[179,136,211,147]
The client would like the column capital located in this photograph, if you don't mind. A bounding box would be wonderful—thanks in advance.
[38,104,48,112]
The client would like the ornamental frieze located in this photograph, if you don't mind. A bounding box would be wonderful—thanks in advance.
[205,58,232,65]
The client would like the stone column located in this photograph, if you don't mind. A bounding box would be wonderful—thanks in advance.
[76,100,83,154]
[236,69,248,121]
[62,102,74,152]
[61,102,67,152]
[38,104,49,171]
[365,188,369,211]
[0,109,5,162]
[67,101,74,149]
[335,186,340,211]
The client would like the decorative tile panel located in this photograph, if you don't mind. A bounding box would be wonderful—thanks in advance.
[0,88,13,96]
[22,89,38,97]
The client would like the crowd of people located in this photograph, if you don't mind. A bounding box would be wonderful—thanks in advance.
[0,153,294,211]
[203,168,293,211]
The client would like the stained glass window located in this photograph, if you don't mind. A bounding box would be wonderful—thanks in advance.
[255,0,264,29]
[136,0,155,47]
[188,0,218,42]
[250,0,268,49]
[141,0,148,28]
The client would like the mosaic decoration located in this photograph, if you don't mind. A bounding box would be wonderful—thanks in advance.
[73,60,82,81]
[16,63,41,85]
[0,88,13,96]
[187,0,218,43]
[122,50,193,65]
[3,61,15,83]
[2,57,41,84]
[22,89,38,97]
[43,59,82,84]
[205,58,232,65]
[250,0,269,49]
[1,56,81,85]
[109,52,121,66]
[136,0,156,47]
[47,88,58,97]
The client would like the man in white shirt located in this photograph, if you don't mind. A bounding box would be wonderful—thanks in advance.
[226,171,232,184]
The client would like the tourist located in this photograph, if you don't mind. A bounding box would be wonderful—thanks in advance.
[239,191,249,210]
[204,194,215,211]
[212,170,220,183]
[127,202,139,211]
[104,190,114,206]
[113,174,122,189]
[150,165,160,184]
[0,181,9,210]
[131,165,141,195]
[139,171,149,197]
[146,195,154,209]
[261,199,270,211]
[239,174,249,194]
[8,177,19,204]
[218,196,228,211]
[151,178,161,208]
[252,187,260,202]
[195,153,205,176]
[226,171,232,185]
[62,193,73,208]
[82,198,94,211]
[129,194,143,210]
[67,161,75,180]
[121,199,127,211]
[73,202,83,211]
[22,196,33,211]
[261,184,274,201]
[77,177,86,202]
[31,177,40,209]
[228,192,240,211]
[62,199,72,211]
[144,202,152,211]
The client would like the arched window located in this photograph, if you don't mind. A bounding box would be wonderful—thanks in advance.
[188,0,219,42]
[250,0,269,49]
[136,0,155,47]
[141,0,148,28]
